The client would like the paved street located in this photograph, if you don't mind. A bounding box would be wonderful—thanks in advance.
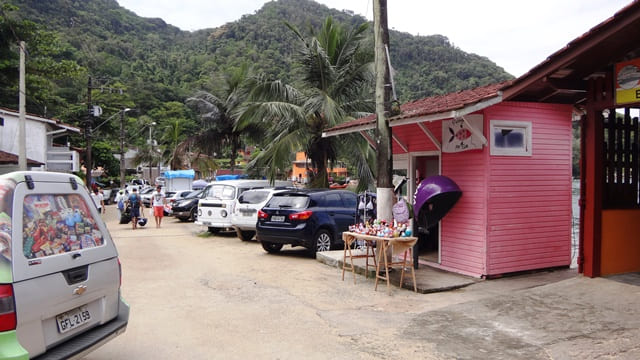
[85,204,640,360]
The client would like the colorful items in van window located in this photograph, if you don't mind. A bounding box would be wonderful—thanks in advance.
[0,180,15,262]
[22,194,105,259]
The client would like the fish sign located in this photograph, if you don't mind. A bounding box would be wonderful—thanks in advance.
[442,115,484,153]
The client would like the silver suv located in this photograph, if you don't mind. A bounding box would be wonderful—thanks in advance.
[0,171,129,359]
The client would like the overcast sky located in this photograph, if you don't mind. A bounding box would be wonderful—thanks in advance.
[116,0,631,77]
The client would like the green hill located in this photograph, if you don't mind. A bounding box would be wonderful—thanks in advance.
[4,0,512,116]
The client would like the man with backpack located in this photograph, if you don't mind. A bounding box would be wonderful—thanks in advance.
[127,187,142,230]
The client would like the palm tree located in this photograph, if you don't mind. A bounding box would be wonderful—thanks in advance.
[160,119,186,170]
[185,64,261,174]
[238,17,376,189]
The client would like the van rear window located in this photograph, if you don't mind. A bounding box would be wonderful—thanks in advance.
[23,194,105,259]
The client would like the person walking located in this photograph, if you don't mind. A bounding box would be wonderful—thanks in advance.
[115,189,127,219]
[151,185,166,228]
[90,187,105,215]
[127,187,141,230]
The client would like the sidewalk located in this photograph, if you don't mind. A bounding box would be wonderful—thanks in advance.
[317,249,479,293]
[318,249,640,359]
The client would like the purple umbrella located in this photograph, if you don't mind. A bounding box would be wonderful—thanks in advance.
[413,175,462,228]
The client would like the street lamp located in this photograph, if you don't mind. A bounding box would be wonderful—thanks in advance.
[148,122,156,181]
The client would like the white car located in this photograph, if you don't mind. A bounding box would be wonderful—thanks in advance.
[0,171,129,359]
[139,187,156,208]
[231,188,287,241]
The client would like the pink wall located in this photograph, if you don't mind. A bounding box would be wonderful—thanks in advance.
[441,147,488,275]
[485,102,573,275]
[439,102,573,277]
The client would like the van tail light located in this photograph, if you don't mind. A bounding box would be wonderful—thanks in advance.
[257,210,268,220]
[0,284,16,331]
[289,210,312,221]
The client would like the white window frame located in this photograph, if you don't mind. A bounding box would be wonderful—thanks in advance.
[490,120,532,156]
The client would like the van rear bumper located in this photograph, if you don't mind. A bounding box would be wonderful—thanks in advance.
[33,298,130,360]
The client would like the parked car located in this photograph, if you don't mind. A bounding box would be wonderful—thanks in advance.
[171,190,205,222]
[196,179,292,233]
[0,171,129,359]
[256,189,357,256]
[231,188,287,241]
[166,189,195,206]
[139,187,156,208]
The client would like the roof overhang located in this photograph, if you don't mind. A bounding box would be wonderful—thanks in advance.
[322,92,502,138]
[502,1,640,104]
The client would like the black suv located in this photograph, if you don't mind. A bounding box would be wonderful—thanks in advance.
[256,189,357,255]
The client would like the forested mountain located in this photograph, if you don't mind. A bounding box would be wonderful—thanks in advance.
[0,0,513,177]
[4,0,512,116]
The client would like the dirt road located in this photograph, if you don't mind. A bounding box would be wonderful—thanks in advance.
[84,205,640,360]
[84,205,445,360]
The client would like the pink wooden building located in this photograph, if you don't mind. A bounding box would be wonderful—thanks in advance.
[324,83,574,278]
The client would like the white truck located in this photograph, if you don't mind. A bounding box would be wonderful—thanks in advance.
[158,170,194,192]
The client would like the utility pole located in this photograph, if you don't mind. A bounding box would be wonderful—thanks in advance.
[373,0,394,221]
[18,41,26,170]
[85,76,93,187]
[120,110,126,188]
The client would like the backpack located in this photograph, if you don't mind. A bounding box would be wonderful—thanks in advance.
[129,194,140,209]
[117,197,125,211]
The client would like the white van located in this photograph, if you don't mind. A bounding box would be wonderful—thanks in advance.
[195,179,292,234]
[0,171,129,359]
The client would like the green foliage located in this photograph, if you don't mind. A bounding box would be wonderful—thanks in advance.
[2,0,513,174]
[91,140,119,176]
[243,17,374,187]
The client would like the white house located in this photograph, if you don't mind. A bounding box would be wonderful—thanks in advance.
[0,107,81,174]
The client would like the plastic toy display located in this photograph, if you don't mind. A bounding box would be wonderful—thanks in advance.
[348,219,412,238]
[22,193,104,259]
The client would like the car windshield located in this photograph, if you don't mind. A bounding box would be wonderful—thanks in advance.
[266,195,309,209]
[238,190,270,204]
[205,185,236,200]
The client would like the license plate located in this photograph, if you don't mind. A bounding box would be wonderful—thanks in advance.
[242,212,253,217]
[271,215,285,222]
[56,306,91,334]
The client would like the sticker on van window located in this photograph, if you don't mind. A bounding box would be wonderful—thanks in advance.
[23,194,105,259]
[0,180,15,263]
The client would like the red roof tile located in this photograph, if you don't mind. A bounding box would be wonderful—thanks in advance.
[325,81,511,135]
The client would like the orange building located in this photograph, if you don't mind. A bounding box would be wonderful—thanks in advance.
[290,152,347,184]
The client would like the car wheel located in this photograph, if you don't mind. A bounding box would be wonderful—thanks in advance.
[190,208,197,222]
[314,229,333,253]
[208,227,221,234]
[237,230,256,241]
[261,241,283,253]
